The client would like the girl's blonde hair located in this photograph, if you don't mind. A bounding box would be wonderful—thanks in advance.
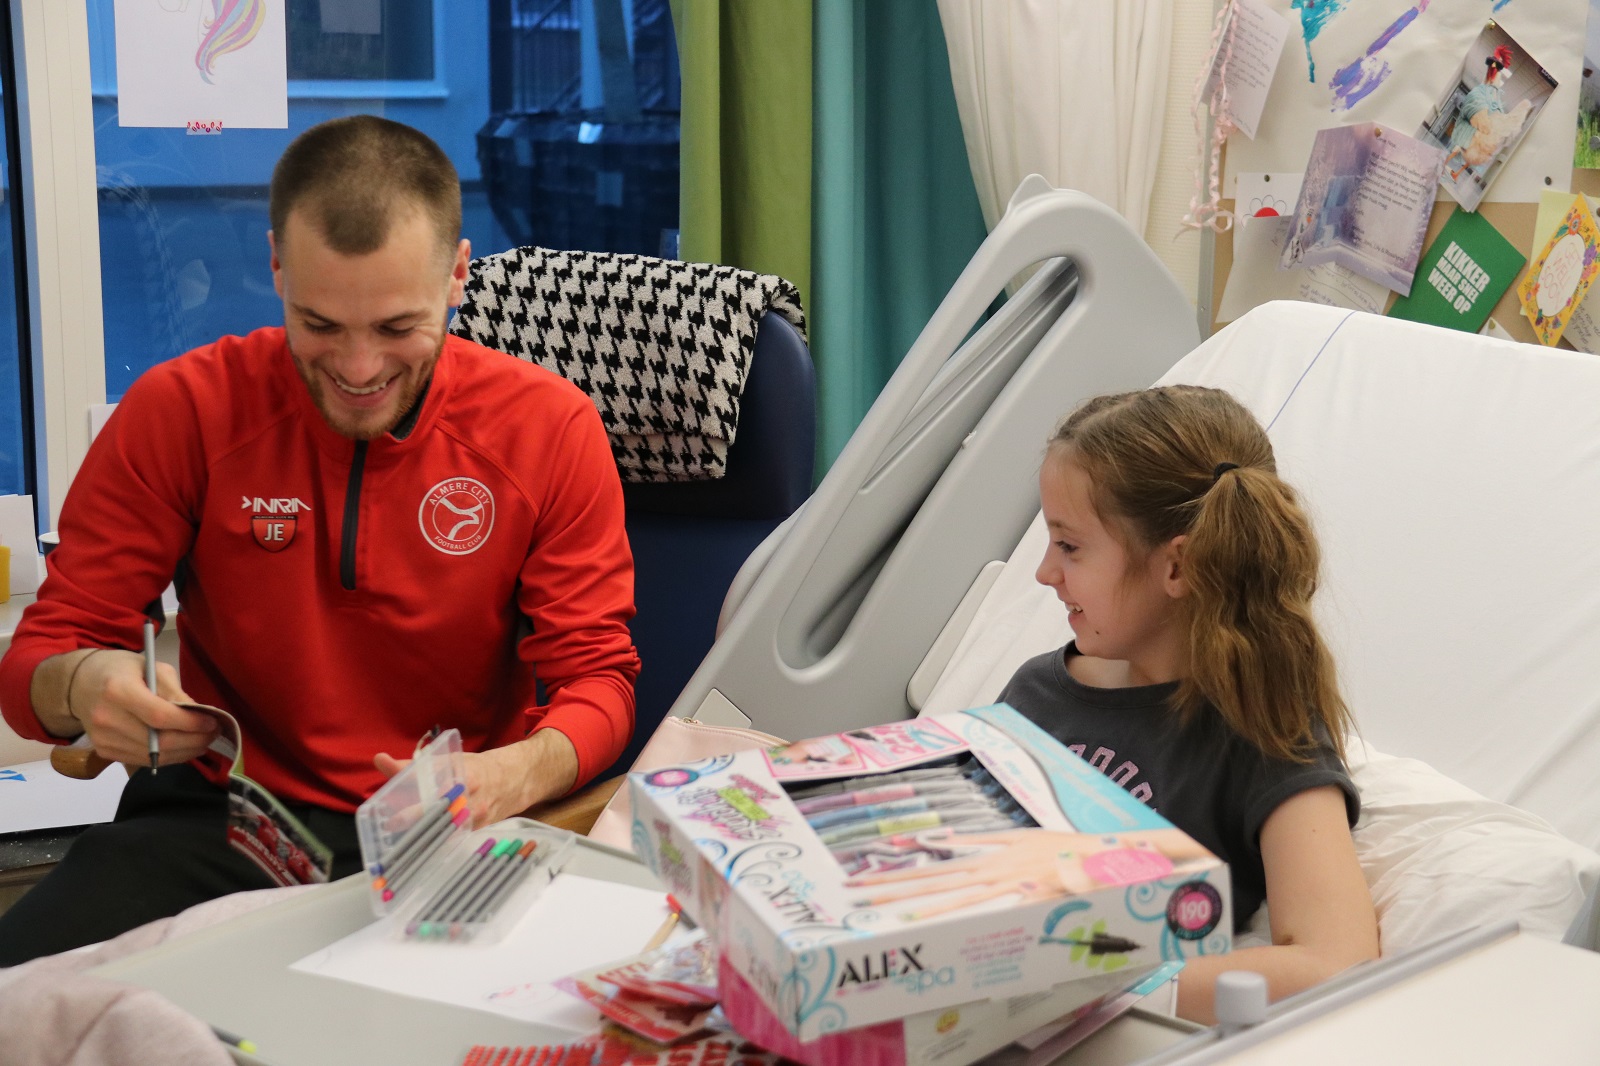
[1049,386,1351,762]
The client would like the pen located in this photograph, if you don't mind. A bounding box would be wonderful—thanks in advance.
[817,804,1001,847]
[368,783,468,876]
[641,894,682,952]
[786,764,967,800]
[211,1024,259,1054]
[410,838,513,937]
[144,620,160,774]
[795,779,980,816]
[382,802,470,900]
[450,839,539,936]
[806,794,993,831]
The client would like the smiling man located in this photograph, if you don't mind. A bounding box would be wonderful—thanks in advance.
[0,117,639,964]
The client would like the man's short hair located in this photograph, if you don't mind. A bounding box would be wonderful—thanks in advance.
[269,115,461,258]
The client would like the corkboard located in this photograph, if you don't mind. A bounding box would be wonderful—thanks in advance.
[1209,168,1600,344]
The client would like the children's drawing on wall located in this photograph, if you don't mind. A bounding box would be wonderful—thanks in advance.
[1328,1,1433,113]
[1228,1,1582,212]
[1288,0,1350,84]
[1576,0,1600,168]
[1281,122,1443,296]
[113,0,287,128]
[193,0,268,85]
[1417,21,1557,212]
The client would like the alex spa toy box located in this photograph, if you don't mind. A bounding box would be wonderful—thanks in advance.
[629,706,1231,1040]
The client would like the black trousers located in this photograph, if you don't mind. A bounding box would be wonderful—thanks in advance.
[0,765,363,966]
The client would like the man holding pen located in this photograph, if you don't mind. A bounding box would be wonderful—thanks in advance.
[0,116,639,964]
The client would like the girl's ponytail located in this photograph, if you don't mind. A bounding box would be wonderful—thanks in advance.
[1180,464,1351,762]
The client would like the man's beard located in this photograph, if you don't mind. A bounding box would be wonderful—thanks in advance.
[289,336,442,440]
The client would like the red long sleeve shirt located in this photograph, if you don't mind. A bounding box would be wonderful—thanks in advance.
[0,329,639,810]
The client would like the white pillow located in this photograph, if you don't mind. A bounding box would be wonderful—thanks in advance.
[1346,738,1600,952]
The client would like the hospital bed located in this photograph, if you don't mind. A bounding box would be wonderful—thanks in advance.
[671,179,1600,960]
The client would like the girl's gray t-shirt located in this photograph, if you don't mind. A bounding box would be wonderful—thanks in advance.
[998,643,1358,931]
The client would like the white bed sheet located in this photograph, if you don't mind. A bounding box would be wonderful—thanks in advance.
[922,301,1600,853]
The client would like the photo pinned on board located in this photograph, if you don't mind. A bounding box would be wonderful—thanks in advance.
[1417,20,1558,212]
[1576,0,1600,169]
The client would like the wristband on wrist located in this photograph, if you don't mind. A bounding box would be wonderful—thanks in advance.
[65,647,110,725]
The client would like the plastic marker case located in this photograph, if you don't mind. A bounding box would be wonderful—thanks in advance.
[356,729,575,943]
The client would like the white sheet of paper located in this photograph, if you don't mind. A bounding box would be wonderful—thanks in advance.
[0,494,40,595]
[113,0,288,129]
[1233,172,1302,225]
[289,874,676,1032]
[88,404,117,441]
[1218,215,1390,323]
[1205,0,1291,141]
[0,759,129,835]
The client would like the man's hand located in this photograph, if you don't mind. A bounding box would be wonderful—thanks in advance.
[33,647,218,768]
[374,727,579,828]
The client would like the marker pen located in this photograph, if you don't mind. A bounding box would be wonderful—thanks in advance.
[450,839,540,936]
[369,783,467,876]
[785,764,968,800]
[407,838,504,936]
[818,805,1004,847]
[795,779,981,816]
[806,793,997,831]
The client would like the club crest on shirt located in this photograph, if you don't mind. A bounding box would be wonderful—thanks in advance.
[419,477,495,555]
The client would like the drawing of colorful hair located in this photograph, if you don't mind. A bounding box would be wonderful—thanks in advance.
[195,0,266,84]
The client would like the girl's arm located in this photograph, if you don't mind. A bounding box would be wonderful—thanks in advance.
[1175,785,1379,1024]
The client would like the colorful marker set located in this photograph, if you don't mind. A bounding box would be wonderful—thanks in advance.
[405,836,540,940]
[785,757,1034,873]
[355,729,575,943]
[366,782,471,904]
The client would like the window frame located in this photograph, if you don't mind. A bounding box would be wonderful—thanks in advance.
[10,0,105,528]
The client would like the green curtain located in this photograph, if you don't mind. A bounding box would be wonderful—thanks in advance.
[810,0,987,470]
[671,0,813,313]
[674,0,986,475]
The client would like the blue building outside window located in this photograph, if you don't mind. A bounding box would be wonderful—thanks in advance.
[87,0,679,401]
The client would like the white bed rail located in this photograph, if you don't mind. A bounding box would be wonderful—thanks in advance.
[672,177,1200,740]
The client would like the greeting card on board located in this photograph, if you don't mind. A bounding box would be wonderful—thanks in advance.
[1388,207,1526,333]
[1517,195,1600,346]
[1281,122,1444,296]
[1202,0,1291,141]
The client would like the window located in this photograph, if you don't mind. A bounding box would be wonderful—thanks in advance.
[10,1,679,518]
[0,7,33,499]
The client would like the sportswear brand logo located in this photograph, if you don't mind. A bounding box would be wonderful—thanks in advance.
[419,477,495,555]
[241,497,313,514]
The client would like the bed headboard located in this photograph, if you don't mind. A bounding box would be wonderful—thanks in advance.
[665,179,1201,743]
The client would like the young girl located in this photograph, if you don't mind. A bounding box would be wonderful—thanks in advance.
[1001,384,1378,1022]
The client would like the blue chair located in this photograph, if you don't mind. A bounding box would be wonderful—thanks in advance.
[607,311,815,776]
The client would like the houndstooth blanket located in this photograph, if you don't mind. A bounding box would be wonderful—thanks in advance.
[449,247,806,482]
